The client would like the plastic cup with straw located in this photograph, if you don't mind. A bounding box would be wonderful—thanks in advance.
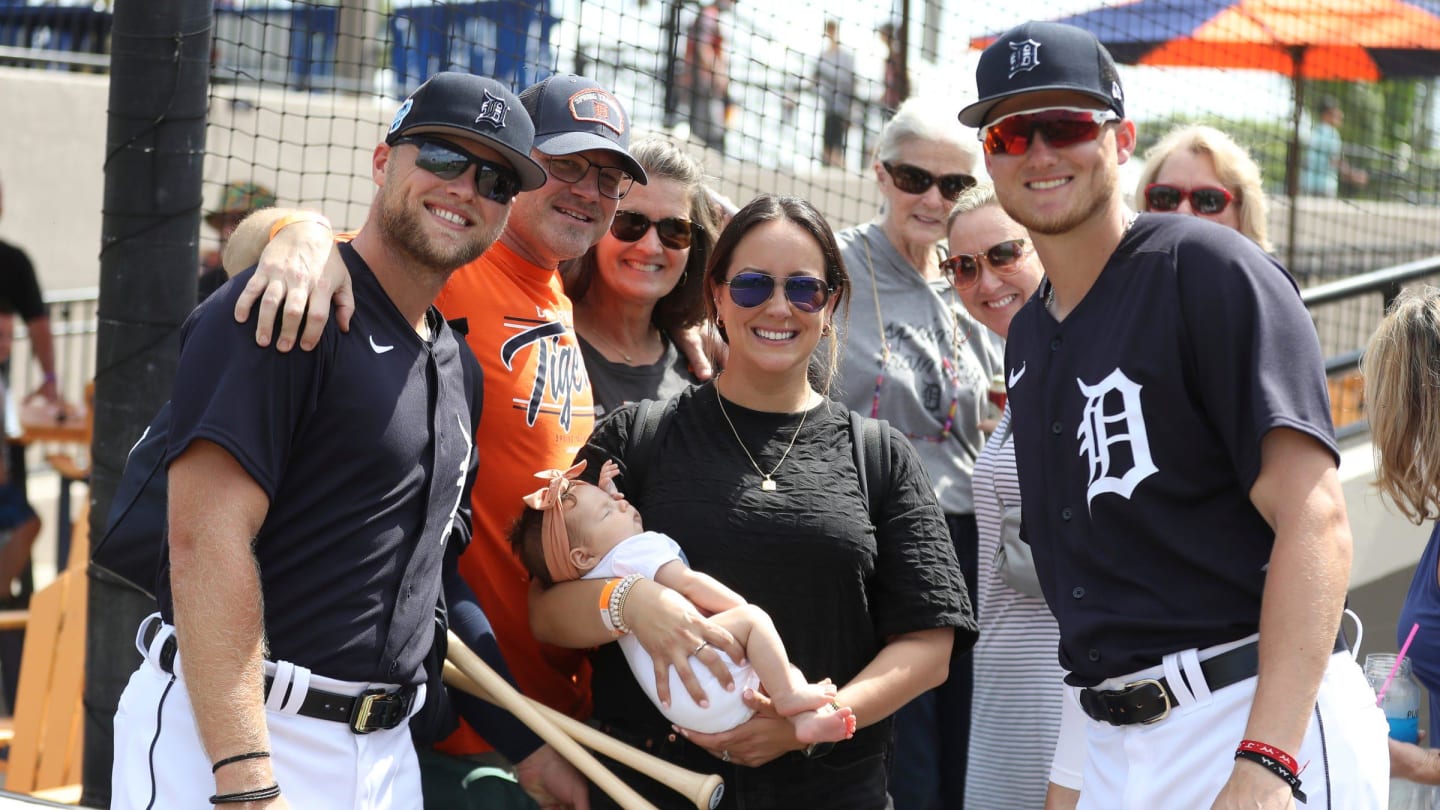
[1376,622,1421,708]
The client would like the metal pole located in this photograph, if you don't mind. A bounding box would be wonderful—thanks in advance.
[1285,46,1304,273]
[898,0,911,104]
[662,0,683,128]
[81,0,211,804]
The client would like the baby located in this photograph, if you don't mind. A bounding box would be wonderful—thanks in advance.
[512,460,856,741]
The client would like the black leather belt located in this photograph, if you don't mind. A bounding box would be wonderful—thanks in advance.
[1079,634,1348,727]
[156,634,416,734]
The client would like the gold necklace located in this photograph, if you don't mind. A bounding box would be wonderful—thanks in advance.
[715,389,811,492]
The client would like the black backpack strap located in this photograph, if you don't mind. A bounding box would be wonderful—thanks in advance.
[849,410,890,526]
[623,397,677,496]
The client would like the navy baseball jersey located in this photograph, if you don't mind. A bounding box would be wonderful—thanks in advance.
[157,242,482,687]
[1005,215,1337,685]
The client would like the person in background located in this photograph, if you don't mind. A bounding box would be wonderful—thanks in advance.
[1135,124,1272,252]
[945,182,1081,810]
[0,174,61,716]
[685,0,734,155]
[831,96,998,810]
[962,20,1387,808]
[564,136,716,416]
[1364,286,1440,788]
[531,194,973,809]
[0,176,61,406]
[1300,97,1367,198]
[815,19,857,169]
[0,311,40,716]
[199,181,276,303]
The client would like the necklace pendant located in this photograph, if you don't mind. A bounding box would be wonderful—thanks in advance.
[760,478,777,492]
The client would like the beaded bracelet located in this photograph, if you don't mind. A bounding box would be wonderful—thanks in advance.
[209,783,281,805]
[598,578,623,635]
[1234,748,1305,802]
[211,750,270,773]
[607,573,644,636]
[267,211,332,242]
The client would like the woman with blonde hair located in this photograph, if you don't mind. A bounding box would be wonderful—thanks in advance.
[1136,124,1272,253]
[1364,286,1440,788]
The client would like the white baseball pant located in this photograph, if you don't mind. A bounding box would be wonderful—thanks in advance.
[1074,634,1389,809]
[112,614,425,810]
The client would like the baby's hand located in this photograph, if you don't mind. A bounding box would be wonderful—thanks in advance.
[599,459,622,498]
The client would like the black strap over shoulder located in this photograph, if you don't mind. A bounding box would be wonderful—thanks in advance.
[623,397,679,497]
[848,410,890,526]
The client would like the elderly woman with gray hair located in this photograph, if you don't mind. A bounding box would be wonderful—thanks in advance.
[829,96,997,810]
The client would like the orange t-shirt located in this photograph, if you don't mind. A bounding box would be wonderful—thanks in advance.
[433,240,596,756]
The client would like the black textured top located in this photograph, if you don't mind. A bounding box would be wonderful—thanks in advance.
[575,382,973,808]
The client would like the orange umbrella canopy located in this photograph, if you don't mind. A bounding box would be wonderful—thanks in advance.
[971,0,1440,81]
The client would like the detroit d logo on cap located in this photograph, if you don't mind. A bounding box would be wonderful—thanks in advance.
[474,88,509,129]
[568,88,626,135]
[388,98,414,134]
[1008,38,1041,79]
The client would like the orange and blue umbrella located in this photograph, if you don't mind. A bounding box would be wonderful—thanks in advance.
[972,0,1440,81]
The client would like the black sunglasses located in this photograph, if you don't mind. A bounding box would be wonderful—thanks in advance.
[546,154,635,200]
[723,272,833,313]
[393,136,522,205]
[1144,183,1235,215]
[940,239,1029,290]
[882,162,977,201]
[610,210,694,250]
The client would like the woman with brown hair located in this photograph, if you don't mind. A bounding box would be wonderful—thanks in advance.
[529,194,974,809]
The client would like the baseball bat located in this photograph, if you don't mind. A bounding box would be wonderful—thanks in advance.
[442,659,725,810]
[444,632,659,810]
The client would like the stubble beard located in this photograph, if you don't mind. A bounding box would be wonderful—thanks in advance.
[998,156,1121,237]
[379,188,503,282]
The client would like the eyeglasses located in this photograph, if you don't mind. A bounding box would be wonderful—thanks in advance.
[545,154,635,200]
[393,136,522,205]
[1144,184,1234,215]
[722,272,833,313]
[940,239,1029,290]
[979,107,1121,156]
[881,162,978,201]
[610,210,694,250]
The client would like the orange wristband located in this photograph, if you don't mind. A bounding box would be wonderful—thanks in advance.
[599,578,622,635]
[267,211,331,241]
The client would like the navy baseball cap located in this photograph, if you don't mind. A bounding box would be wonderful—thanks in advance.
[387,72,548,192]
[959,22,1125,128]
[520,75,649,184]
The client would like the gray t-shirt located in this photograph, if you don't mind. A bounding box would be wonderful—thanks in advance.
[832,221,1000,515]
[579,335,698,419]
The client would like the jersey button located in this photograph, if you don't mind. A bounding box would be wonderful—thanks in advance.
[1050,338,1062,351]
[1061,507,1073,521]
[1071,586,1085,599]
[1088,649,1101,662]
[1051,421,1063,435]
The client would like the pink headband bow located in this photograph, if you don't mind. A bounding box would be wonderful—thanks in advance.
[521,460,589,583]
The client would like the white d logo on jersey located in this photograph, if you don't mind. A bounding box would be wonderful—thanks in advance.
[1076,368,1157,507]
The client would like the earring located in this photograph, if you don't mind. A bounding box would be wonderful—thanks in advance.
[678,269,688,287]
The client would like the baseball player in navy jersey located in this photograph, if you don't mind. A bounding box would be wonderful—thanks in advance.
[109,73,550,810]
[960,22,1389,810]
